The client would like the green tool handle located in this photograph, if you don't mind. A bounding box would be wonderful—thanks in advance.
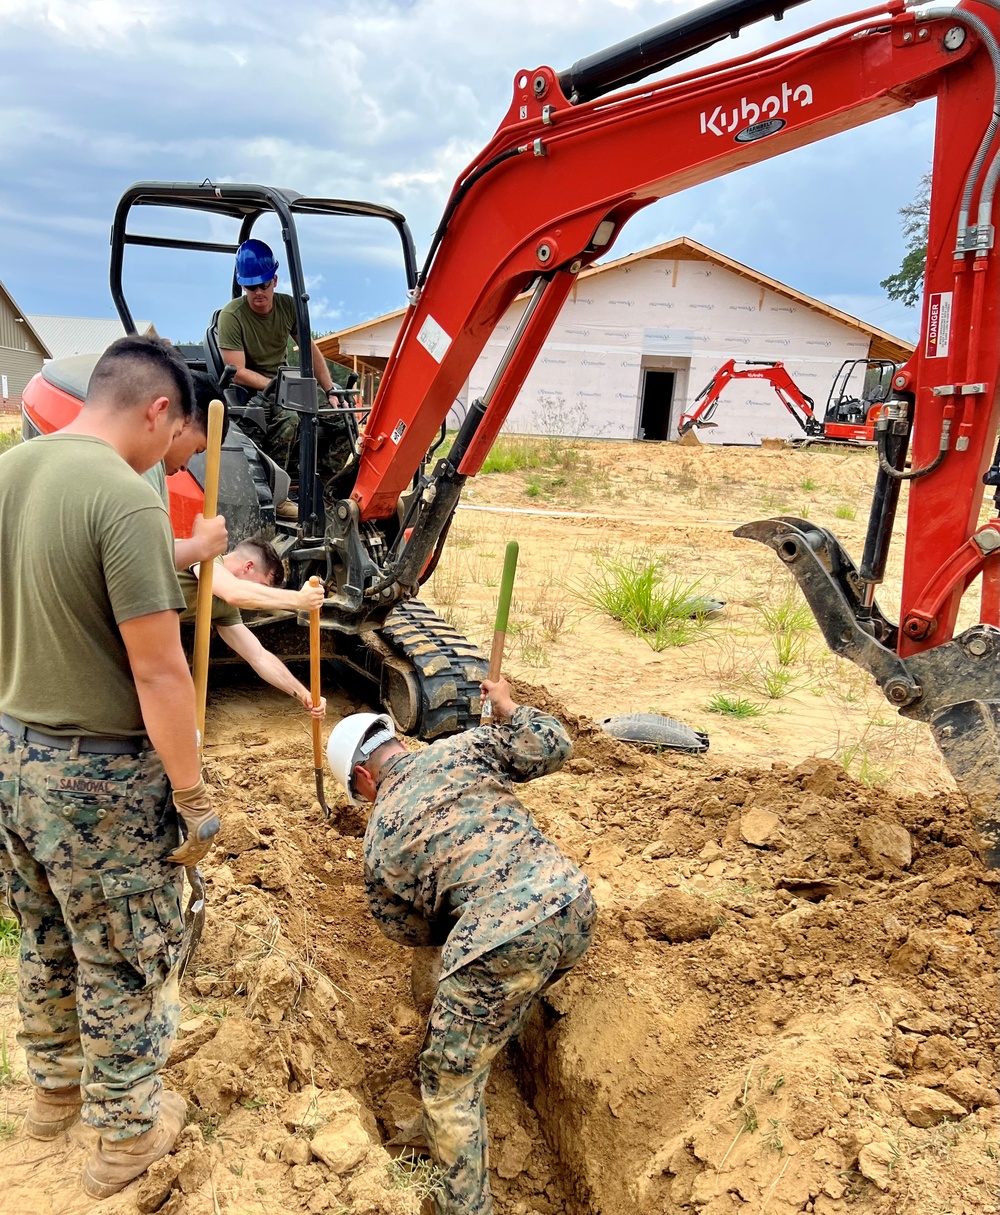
[487,541,519,683]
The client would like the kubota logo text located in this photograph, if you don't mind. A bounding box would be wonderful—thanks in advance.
[700,82,814,137]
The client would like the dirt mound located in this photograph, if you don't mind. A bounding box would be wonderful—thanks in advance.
[0,682,995,1214]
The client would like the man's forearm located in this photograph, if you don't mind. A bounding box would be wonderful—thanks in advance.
[311,341,334,393]
[133,666,201,788]
[246,647,305,699]
[234,367,271,392]
[210,565,306,612]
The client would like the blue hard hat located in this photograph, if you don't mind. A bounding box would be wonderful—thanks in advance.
[235,239,279,287]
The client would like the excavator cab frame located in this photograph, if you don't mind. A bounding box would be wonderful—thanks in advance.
[108,181,419,550]
[822,357,899,440]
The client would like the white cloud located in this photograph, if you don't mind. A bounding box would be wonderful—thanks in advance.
[0,0,936,341]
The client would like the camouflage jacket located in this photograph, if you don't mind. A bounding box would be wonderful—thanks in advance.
[363,706,590,979]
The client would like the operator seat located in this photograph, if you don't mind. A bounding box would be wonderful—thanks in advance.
[204,310,267,440]
[203,310,290,511]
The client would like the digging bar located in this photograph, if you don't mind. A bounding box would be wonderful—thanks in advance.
[481,540,519,724]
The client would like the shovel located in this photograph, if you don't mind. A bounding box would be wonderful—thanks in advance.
[180,397,225,976]
[309,575,331,818]
[481,540,519,724]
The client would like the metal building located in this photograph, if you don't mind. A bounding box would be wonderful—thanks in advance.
[0,280,50,412]
[318,237,913,445]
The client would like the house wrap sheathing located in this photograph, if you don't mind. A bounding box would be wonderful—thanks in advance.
[318,237,912,446]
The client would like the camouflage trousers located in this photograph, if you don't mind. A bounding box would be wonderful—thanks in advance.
[419,889,597,1215]
[0,726,184,1140]
[266,394,354,484]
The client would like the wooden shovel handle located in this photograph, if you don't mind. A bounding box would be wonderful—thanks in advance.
[192,400,225,745]
[309,576,323,765]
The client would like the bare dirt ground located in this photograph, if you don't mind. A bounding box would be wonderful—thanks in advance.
[0,438,997,1215]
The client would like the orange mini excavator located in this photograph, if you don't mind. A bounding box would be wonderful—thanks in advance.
[22,0,1000,862]
[677,357,899,443]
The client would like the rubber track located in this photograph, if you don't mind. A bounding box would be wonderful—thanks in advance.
[380,599,488,739]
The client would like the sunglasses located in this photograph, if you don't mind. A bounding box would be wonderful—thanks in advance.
[246,282,273,293]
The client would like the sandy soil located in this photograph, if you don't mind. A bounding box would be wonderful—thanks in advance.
[0,440,997,1214]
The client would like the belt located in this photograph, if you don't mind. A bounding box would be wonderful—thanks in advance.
[0,714,149,756]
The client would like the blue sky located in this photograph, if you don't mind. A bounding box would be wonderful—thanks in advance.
[0,0,929,345]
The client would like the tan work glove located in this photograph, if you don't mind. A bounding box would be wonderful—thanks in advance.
[168,778,220,865]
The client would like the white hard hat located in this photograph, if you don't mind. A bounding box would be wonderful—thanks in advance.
[326,712,396,805]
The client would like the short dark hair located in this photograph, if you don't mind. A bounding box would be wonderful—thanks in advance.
[87,335,194,420]
[232,536,285,587]
[191,371,231,442]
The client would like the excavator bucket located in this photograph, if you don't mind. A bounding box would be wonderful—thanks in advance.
[736,516,1000,869]
[678,429,703,447]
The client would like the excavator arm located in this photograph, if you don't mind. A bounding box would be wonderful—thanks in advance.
[677,359,822,437]
[323,0,1000,862]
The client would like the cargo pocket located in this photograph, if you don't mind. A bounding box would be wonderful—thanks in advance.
[100,866,184,987]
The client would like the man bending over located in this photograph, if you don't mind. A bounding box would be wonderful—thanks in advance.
[181,537,325,717]
[325,677,594,1214]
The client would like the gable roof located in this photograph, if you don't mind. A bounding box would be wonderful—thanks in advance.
[0,279,51,358]
[26,315,157,360]
[318,235,913,364]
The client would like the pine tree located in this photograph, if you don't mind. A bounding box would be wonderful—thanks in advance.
[879,171,931,308]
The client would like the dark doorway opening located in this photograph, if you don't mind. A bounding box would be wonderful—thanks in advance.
[638,370,676,441]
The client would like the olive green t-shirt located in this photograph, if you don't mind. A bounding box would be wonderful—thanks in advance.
[0,435,184,737]
[177,559,242,628]
[141,460,170,509]
[217,293,298,379]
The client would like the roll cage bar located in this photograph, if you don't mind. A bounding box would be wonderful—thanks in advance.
[108,181,418,388]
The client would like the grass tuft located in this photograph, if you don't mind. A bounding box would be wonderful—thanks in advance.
[835,503,858,520]
[0,918,18,958]
[582,555,717,651]
[388,1152,447,1200]
[706,694,764,719]
[481,437,544,474]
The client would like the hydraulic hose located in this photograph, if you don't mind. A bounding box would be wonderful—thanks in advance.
[912,4,1000,237]
[416,147,529,289]
[876,415,951,480]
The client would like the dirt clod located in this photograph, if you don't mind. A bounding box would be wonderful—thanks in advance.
[634,889,722,942]
[901,1085,968,1128]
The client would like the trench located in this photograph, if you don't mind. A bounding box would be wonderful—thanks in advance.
[176,676,999,1215]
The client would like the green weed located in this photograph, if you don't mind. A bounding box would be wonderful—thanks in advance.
[835,503,858,520]
[0,431,20,456]
[800,477,818,492]
[759,593,813,639]
[388,1152,447,1201]
[0,1117,17,1140]
[481,437,544,474]
[837,740,888,786]
[706,694,764,719]
[0,918,18,959]
[583,554,716,651]
[771,632,806,667]
[0,1028,20,1087]
[763,1117,784,1153]
[755,665,796,699]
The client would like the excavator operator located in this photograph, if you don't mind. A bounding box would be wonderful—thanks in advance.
[217,238,353,520]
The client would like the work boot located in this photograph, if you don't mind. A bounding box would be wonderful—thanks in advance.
[81,1090,187,1199]
[276,498,299,521]
[23,1084,83,1140]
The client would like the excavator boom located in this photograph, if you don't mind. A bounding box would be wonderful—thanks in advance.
[677,359,822,439]
[324,0,1000,864]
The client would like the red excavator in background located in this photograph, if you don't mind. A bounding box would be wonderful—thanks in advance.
[22,0,1000,863]
[677,357,899,443]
